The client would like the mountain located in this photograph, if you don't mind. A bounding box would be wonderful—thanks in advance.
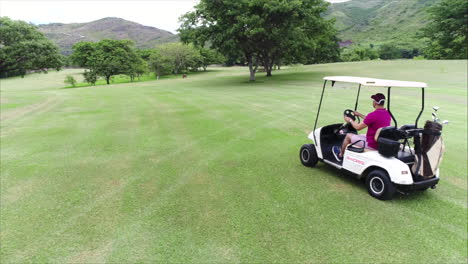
[38,17,179,55]
[326,0,440,48]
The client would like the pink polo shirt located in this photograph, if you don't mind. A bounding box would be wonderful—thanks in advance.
[364,108,391,149]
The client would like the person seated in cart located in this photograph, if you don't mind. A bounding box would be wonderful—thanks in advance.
[332,93,391,161]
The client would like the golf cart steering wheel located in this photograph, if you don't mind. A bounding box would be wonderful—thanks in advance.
[344,109,357,122]
[335,109,359,135]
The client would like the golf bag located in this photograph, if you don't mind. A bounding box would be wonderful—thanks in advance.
[412,121,445,178]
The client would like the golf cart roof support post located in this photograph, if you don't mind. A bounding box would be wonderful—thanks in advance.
[354,84,361,111]
[313,80,328,143]
[387,87,398,128]
[415,87,425,128]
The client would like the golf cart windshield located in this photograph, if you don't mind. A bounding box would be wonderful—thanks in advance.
[313,76,428,132]
[323,76,428,88]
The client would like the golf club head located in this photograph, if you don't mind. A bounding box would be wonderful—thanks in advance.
[442,120,449,125]
[432,106,439,112]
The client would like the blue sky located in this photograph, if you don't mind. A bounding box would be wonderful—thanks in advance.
[0,0,350,33]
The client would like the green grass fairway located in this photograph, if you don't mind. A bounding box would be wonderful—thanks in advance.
[1,61,467,263]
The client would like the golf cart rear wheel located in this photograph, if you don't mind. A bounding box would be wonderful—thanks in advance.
[300,144,318,167]
[365,169,396,200]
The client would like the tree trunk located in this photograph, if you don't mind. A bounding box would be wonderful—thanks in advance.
[249,59,257,82]
[248,57,256,81]
[266,65,272,77]
[263,56,273,77]
[249,68,256,81]
[265,62,273,77]
[106,75,110,84]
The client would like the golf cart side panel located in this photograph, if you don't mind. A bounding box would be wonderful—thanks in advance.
[314,123,352,162]
[343,151,414,184]
[308,128,323,159]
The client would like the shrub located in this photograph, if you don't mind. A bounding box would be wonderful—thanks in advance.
[413,55,425,60]
[83,70,97,85]
[341,47,379,62]
[64,75,77,87]
[379,44,401,60]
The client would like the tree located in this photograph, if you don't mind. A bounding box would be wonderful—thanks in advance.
[0,17,63,78]
[379,44,401,60]
[136,49,153,61]
[199,48,225,71]
[148,50,173,79]
[152,43,201,74]
[83,70,97,85]
[341,46,379,62]
[290,24,340,65]
[160,43,201,74]
[423,0,467,59]
[126,56,147,81]
[179,0,338,81]
[64,75,77,87]
[71,39,141,84]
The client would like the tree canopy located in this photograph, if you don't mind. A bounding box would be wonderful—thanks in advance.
[178,0,339,81]
[378,44,402,60]
[423,0,467,59]
[0,17,63,78]
[71,39,144,84]
[147,43,224,78]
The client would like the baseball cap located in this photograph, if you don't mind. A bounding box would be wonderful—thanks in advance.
[371,93,385,104]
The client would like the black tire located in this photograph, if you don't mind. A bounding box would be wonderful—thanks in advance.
[365,169,396,200]
[300,144,318,167]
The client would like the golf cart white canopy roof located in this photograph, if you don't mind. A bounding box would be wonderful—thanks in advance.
[324,76,428,88]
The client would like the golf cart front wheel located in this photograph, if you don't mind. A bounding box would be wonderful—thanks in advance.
[300,144,318,167]
[365,170,396,200]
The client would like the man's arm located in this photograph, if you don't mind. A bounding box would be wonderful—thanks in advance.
[354,111,366,119]
[346,118,368,131]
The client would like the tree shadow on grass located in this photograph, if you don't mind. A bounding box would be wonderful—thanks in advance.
[197,70,329,89]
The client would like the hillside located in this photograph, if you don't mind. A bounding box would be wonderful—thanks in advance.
[38,17,179,55]
[327,0,440,48]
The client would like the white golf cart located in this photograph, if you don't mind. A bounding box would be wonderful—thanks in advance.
[300,76,445,200]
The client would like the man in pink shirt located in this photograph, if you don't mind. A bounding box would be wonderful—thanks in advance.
[332,93,391,162]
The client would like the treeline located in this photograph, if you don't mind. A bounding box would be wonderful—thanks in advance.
[0,16,224,81]
[340,44,423,62]
[69,40,224,85]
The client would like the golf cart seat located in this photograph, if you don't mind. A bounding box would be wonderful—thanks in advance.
[375,126,410,158]
[375,126,406,141]
[346,140,376,153]
[347,145,364,153]
[374,126,417,164]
